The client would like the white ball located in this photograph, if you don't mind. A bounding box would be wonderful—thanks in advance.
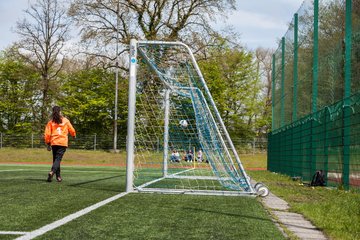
[179,119,188,128]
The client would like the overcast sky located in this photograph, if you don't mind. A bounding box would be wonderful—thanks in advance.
[0,0,304,51]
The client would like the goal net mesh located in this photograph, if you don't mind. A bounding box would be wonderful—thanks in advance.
[131,41,253,195]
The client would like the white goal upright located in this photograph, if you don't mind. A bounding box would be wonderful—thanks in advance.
[126,39,259,196]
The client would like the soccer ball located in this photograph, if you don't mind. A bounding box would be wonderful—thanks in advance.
[179,119,188,128]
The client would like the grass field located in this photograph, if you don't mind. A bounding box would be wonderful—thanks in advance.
[1,148,359,240]
[250,171,360,240]
[0,163,284,240]
[0,148,267,169]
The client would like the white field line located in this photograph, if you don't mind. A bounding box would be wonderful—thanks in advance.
[0,231,29,235]
[41,170,121,174]
[0,169,121,174]
[15,192,129,240]
[136,168,194,190]
[0,169,26,172]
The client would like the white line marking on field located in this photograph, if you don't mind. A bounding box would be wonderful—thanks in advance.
[15,192,129,240]
[0,169,120,174]
[0,231,29,235]
[0,169,26,172]
[34,169,122,174]
[62,170,122,174]
[137,168,194,189]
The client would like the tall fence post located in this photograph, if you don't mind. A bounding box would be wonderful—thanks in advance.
[281,37,285,127]
[271,54,276,131]
[0,132,2,149]
[31,133,34,148]
[312,0,319,113]
[252,138,256,155]
[324,108,329,184]
[343,0,352,190]
[293,13,298,122]
[157,137,160,152]
[310,0,319,179]
[94,134,97,151]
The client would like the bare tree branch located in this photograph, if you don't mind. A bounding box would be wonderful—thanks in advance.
[15,0,71,126]
[69,0,236,69]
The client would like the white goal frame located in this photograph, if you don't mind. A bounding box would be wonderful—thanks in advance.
[125,39,256,196]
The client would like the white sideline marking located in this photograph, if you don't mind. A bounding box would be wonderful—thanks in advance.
[39,170,121,174]
[0,169,26,172]
[15,192,129,240]
[0,169,120,174]
[137,168,194,189]
[0,231,29,235]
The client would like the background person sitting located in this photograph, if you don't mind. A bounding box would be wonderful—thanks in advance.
[174,150,180,162]
[170,150,177,162]
[197,149,203,162]
[186,150,194,162]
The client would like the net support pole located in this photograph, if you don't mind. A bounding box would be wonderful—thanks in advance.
[163,89,171,177]
[271,54,275,131]
[280,37,285,127]
[311,0,319,178]
[343,0,352,190]
[126,39,137,192]
[312,0,319,113]
[293,13,298,122]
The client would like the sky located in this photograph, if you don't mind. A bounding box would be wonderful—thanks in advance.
[0,0,304,51]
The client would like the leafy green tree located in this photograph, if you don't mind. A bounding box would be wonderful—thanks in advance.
[198,38,261,140]
[58,67,128,140]
[0,53,39,133]
[254,47,273,137]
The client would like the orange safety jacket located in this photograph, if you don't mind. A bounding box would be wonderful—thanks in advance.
[44,117,76,147]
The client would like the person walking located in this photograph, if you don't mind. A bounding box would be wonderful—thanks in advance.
[44,106,76,182]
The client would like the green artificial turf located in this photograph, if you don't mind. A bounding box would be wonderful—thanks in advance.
[0,165,124,231]
[0,165,284,240]
[37,193,285,240]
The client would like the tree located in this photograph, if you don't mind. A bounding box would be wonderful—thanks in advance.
[0,51,39,133]
[68,0,236,70]
[254,47,274,135]
[15,0,71,129]
[198,37,260,140]
[58,66,128,141]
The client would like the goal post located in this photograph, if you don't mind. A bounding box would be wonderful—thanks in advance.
[126,39,256,196]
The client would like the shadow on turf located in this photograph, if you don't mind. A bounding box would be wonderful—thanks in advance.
[182,207,273,223]
[25,175,125,191]
[69,175,124,187]
[183,206,322,231]
[25,178,50,182]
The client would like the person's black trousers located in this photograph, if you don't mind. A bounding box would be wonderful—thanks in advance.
[51,145,67,177]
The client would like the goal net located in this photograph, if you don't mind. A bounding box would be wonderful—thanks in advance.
[126,40,255,196]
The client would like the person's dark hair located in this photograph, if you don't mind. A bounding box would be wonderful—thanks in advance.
[51,106,62,124]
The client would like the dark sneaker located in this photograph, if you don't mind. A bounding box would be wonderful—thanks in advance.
[47,172,54,182]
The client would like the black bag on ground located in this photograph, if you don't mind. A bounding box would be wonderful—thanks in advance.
[310,170,326,186]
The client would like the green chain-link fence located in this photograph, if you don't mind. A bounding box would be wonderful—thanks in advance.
[269,0,360,190]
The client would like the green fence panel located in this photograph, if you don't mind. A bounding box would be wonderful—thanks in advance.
[269,0,359,190]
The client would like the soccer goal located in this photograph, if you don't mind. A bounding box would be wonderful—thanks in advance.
[126,39,266,196]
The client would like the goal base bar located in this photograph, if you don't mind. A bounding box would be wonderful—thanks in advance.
[135,187,257,197]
